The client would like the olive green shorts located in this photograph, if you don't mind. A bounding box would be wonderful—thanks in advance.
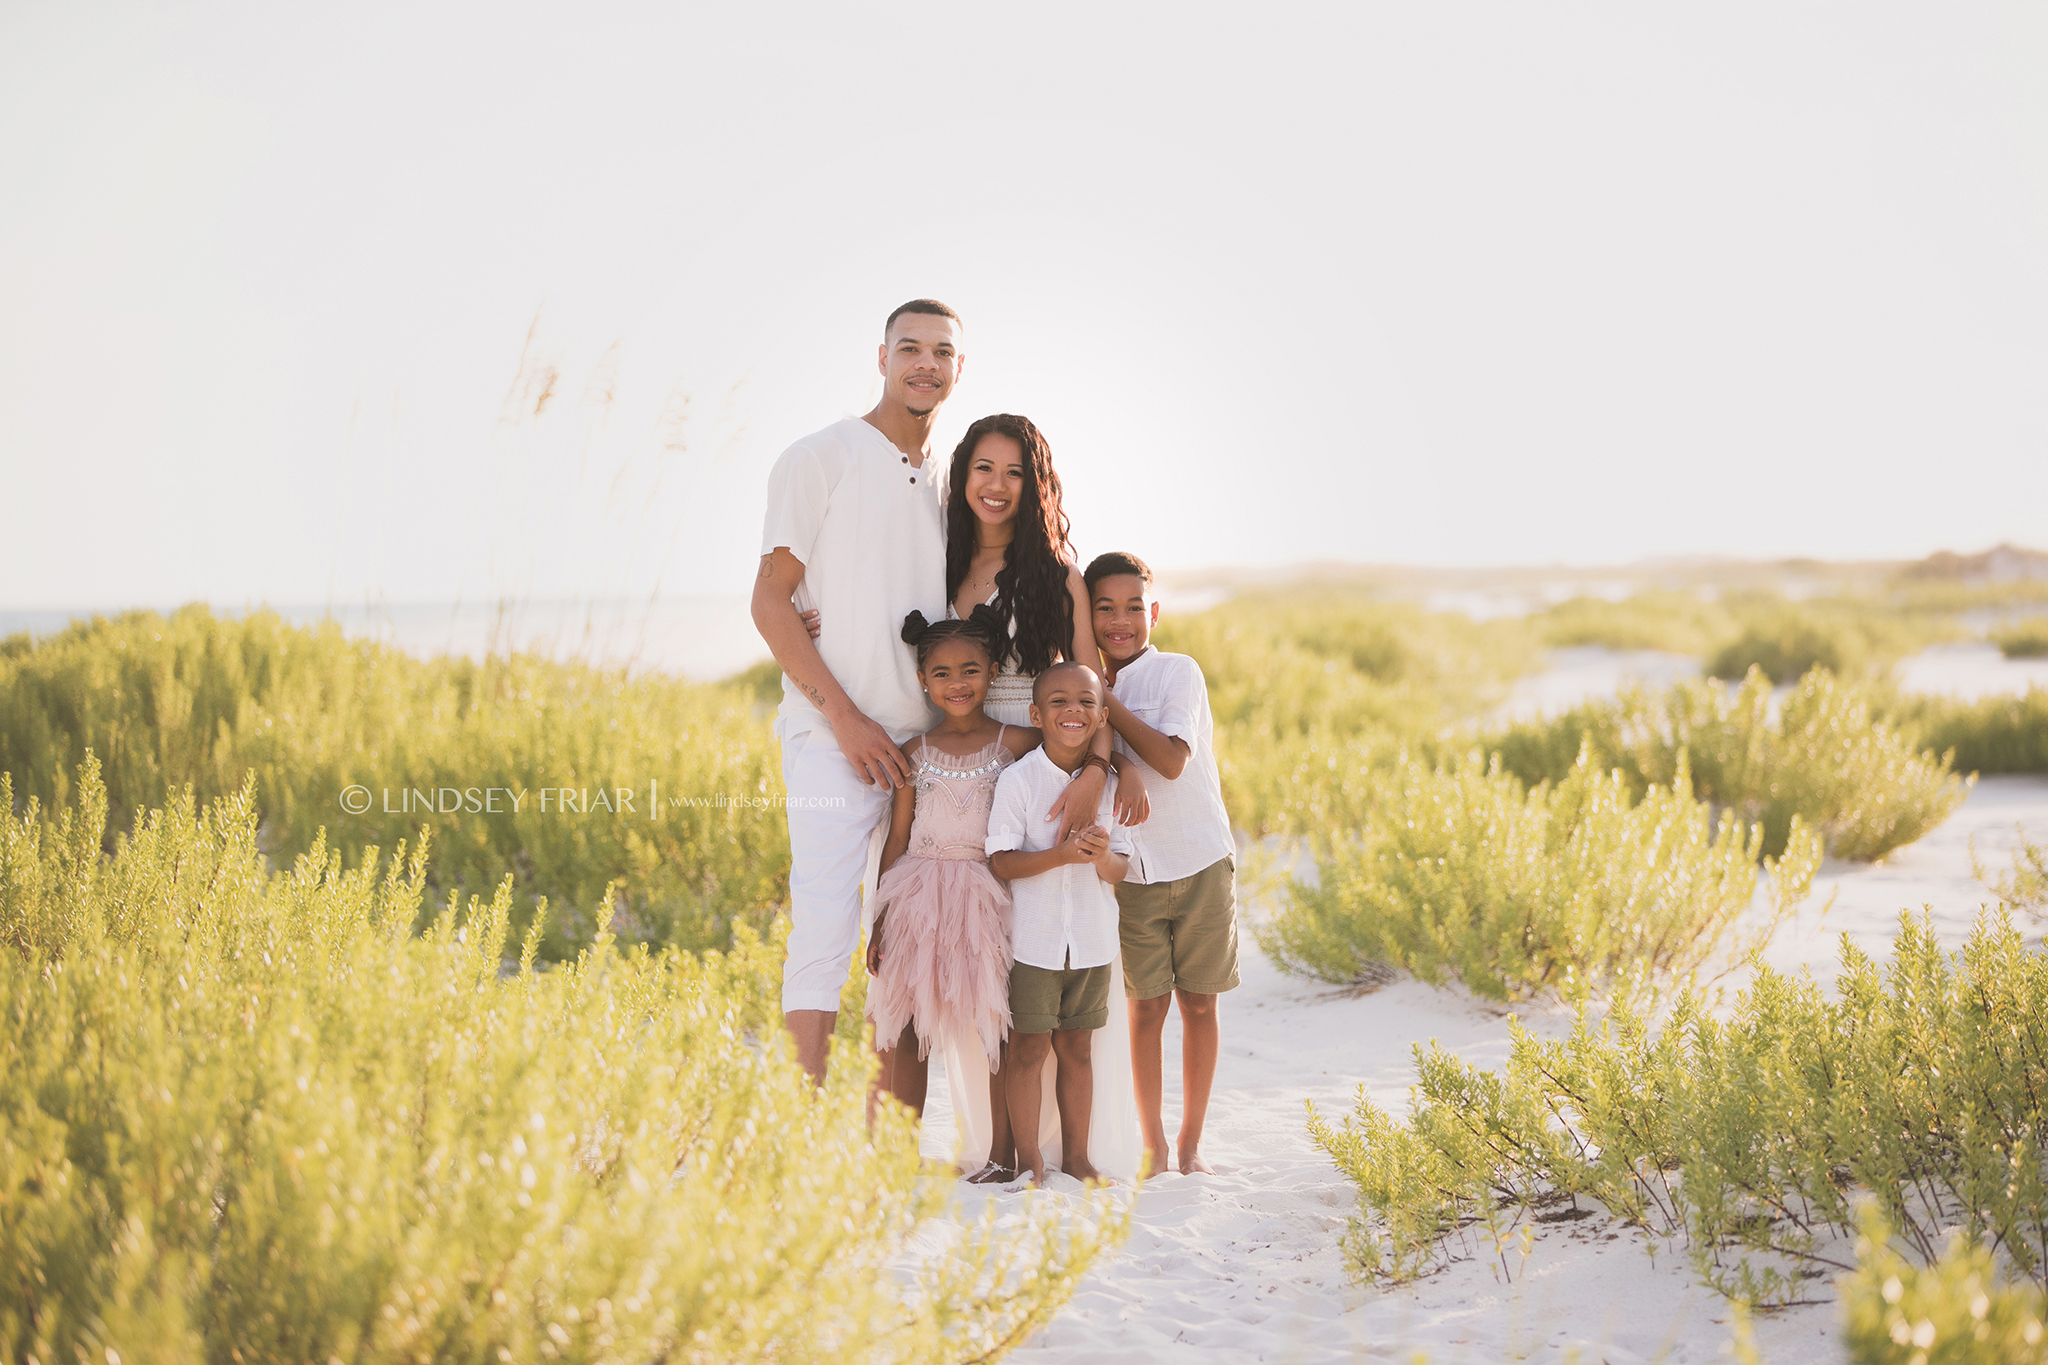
[1009,960,1113,1034]
[1117,855,1240,1000]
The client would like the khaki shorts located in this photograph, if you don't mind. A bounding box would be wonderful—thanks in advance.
[1009,960,1113,1034]
[1117,855,1240,1000]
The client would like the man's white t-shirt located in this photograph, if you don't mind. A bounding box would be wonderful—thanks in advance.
[760,417,946,744]
[1108,648,1235,884]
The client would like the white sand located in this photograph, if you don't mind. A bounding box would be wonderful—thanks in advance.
[907,651,2048,1363]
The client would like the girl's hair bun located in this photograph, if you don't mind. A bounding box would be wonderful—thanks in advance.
[900,610,932,644]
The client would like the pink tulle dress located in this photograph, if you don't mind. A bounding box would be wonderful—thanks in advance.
[865,728,1016,1071]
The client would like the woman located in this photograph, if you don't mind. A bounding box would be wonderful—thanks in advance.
[941,412,1145,1185]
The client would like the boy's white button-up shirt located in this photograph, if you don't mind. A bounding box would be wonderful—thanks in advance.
[1108,649,1236,884]
[986,747,1132,972]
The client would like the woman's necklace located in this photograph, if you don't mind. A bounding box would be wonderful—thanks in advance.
[963,550,1004,606]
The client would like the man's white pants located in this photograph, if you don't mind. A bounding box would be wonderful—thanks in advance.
[779,725,895,1014]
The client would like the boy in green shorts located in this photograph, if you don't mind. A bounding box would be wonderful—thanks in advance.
[986,662,1132,1185]
[1086,552,1238,1176]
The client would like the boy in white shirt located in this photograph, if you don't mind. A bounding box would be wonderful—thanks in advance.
[986,662,1132,1185]
[1086,552,1238,1177]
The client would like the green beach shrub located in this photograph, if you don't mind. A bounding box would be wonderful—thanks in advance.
[0,606,788,956]
[1844,1206,2048,1364]
[1257,747,1821,1000]
[1157,591,1534,838]
[0,761,1122,1364]
[1308,914,2048,1307]
[1891,687,2048,774]
[1973,827,2048,913]
[1489,667,1970,860]
[1994,621,2048,660]
[1706,605,1873,682]
[1529,591,1732,655]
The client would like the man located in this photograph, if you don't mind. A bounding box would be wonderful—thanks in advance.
[752,299,961,1081]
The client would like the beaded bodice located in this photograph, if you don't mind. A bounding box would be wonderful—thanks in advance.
[907,729,1015,861]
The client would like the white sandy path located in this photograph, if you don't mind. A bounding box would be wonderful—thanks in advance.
[911,774,2048,1364]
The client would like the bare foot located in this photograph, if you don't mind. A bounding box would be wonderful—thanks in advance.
[1064,1156,1102,1183]
[1178,1149,1214,1175]
[965,1161,1016,1185]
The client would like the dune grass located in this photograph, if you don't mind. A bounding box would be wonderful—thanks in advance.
[1308,914,2048,1308]
[0,761,1121,1365]
[0,605,787,957]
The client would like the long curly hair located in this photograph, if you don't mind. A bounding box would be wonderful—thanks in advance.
[945,414,1075,676]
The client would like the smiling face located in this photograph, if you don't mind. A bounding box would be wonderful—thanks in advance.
[1028,662,1104,755]
[876,314,963,418]
[963,431,1026,532]
[1091,573,1159,666]
[919,635,993,718]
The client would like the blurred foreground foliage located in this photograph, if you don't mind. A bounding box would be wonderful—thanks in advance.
[1844,1206,2048,1364]
[0,761,1122,1364]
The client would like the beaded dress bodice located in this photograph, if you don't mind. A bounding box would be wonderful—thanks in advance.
[907,730,1015,861]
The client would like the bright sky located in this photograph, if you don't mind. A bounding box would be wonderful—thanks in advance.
[3,3,2044,612]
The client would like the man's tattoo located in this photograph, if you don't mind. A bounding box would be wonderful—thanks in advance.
[758,556,775,579]
[801,681,826,707]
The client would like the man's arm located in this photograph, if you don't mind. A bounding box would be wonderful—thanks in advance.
[750,549,911,788]
[1105,693,1190,780]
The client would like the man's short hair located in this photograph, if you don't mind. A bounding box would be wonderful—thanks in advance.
[1031,660,1099,707]
[1084,551,1154,594]
[885,298,961,338]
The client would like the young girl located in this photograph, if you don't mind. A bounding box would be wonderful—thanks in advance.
[866,607,1038,1178]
